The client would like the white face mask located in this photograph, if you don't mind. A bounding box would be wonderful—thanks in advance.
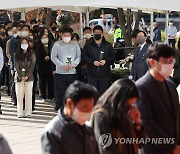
[29,36,33,39]
[84,33,92,39]
[21,44,29,51]
[41,38,49,44]
[14,34,18,38]
[62,37,71,43]
[158,63,174,78]
[21,31,29,38]
[17,31,21,37]
[8,31,13,36]
[72,108,92,126]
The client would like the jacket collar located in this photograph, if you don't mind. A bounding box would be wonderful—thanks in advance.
[144,72,176,115]
[57,108,85,128]
[92,37,106,48]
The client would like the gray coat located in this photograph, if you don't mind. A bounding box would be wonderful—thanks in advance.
[14,51,36,82]
[131,43,149,81]
[136,72,180,154]
[0,133,12,154]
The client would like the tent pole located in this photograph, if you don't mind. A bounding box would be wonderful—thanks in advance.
[150,12,154,41]
[80,12,83,39]
[165,11,169,43]
[21,8,26,21]
[86,7,90,26]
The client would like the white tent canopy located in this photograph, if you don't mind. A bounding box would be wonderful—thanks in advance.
[0,0,180,13]
[1,0,179,41]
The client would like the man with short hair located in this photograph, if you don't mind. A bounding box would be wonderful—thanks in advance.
[153,22,162,42]
[41,81,99,154]
[131,29,141,46]
[51,26,81,110]
[77,27,92,82]
[82,25,115,96]
[49,22,58,41]
[130,30,150,81]
[167,21,177,49]
[136,42,180,154]
[78,27,92,49]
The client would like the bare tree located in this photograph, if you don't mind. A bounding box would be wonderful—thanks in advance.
[117,8,142,47]
[7,11,14,22]
[44,8,51,28]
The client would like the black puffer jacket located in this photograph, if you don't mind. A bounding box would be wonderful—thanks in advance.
[82,39,115,77]
[41,109,100,154]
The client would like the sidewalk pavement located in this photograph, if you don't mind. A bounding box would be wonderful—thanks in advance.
[0,93,57,154]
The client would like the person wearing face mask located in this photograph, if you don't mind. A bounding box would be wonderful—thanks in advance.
[130,31,150,81]
[131,29,152,47]
[41,81,99,154]
[28,39,38,111]
[14,38,36,118]
[6,27,13,38]
[91,79,145,154]
[4,21,13,31]
[136,42,180,154]
[0,46,4,114]
[36,33,54,102]
[49,22,58,41]
[71,33,80,42]
[29,30,34,40]
[78,27,92,49]
[32,25,40,40]
[82,25,115,96]
[77,27,92,82]
[21,26,30,38]
[51,26,81,111]
[1,27,14,96]
[9,24,28,106]
[0,27,9,92]
[167,21,177,50]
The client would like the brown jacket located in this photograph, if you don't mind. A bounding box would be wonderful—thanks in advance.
[14,51,36,82]
[90,108,146,154]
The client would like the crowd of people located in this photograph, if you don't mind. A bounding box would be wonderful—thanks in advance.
[0,19,179,154]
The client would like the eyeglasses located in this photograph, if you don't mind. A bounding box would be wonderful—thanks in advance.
[156,58,176,65]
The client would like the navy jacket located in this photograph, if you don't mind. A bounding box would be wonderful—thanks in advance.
[153,27,162,42]
[131,43,149,81]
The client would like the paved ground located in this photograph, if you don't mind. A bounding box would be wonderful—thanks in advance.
[0,93,57,154]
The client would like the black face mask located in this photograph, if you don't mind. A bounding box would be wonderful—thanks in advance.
[51,26,57,32]
[33,25,40,34]
[94,34,102,41]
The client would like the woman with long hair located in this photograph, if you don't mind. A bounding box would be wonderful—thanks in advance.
[90,78,145,154]
[36,33,54,102]
[14,38,36,118]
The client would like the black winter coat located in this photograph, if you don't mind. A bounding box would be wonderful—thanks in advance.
[41,109,100,154]
[36,42,52,75]
[82,39,115,77]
